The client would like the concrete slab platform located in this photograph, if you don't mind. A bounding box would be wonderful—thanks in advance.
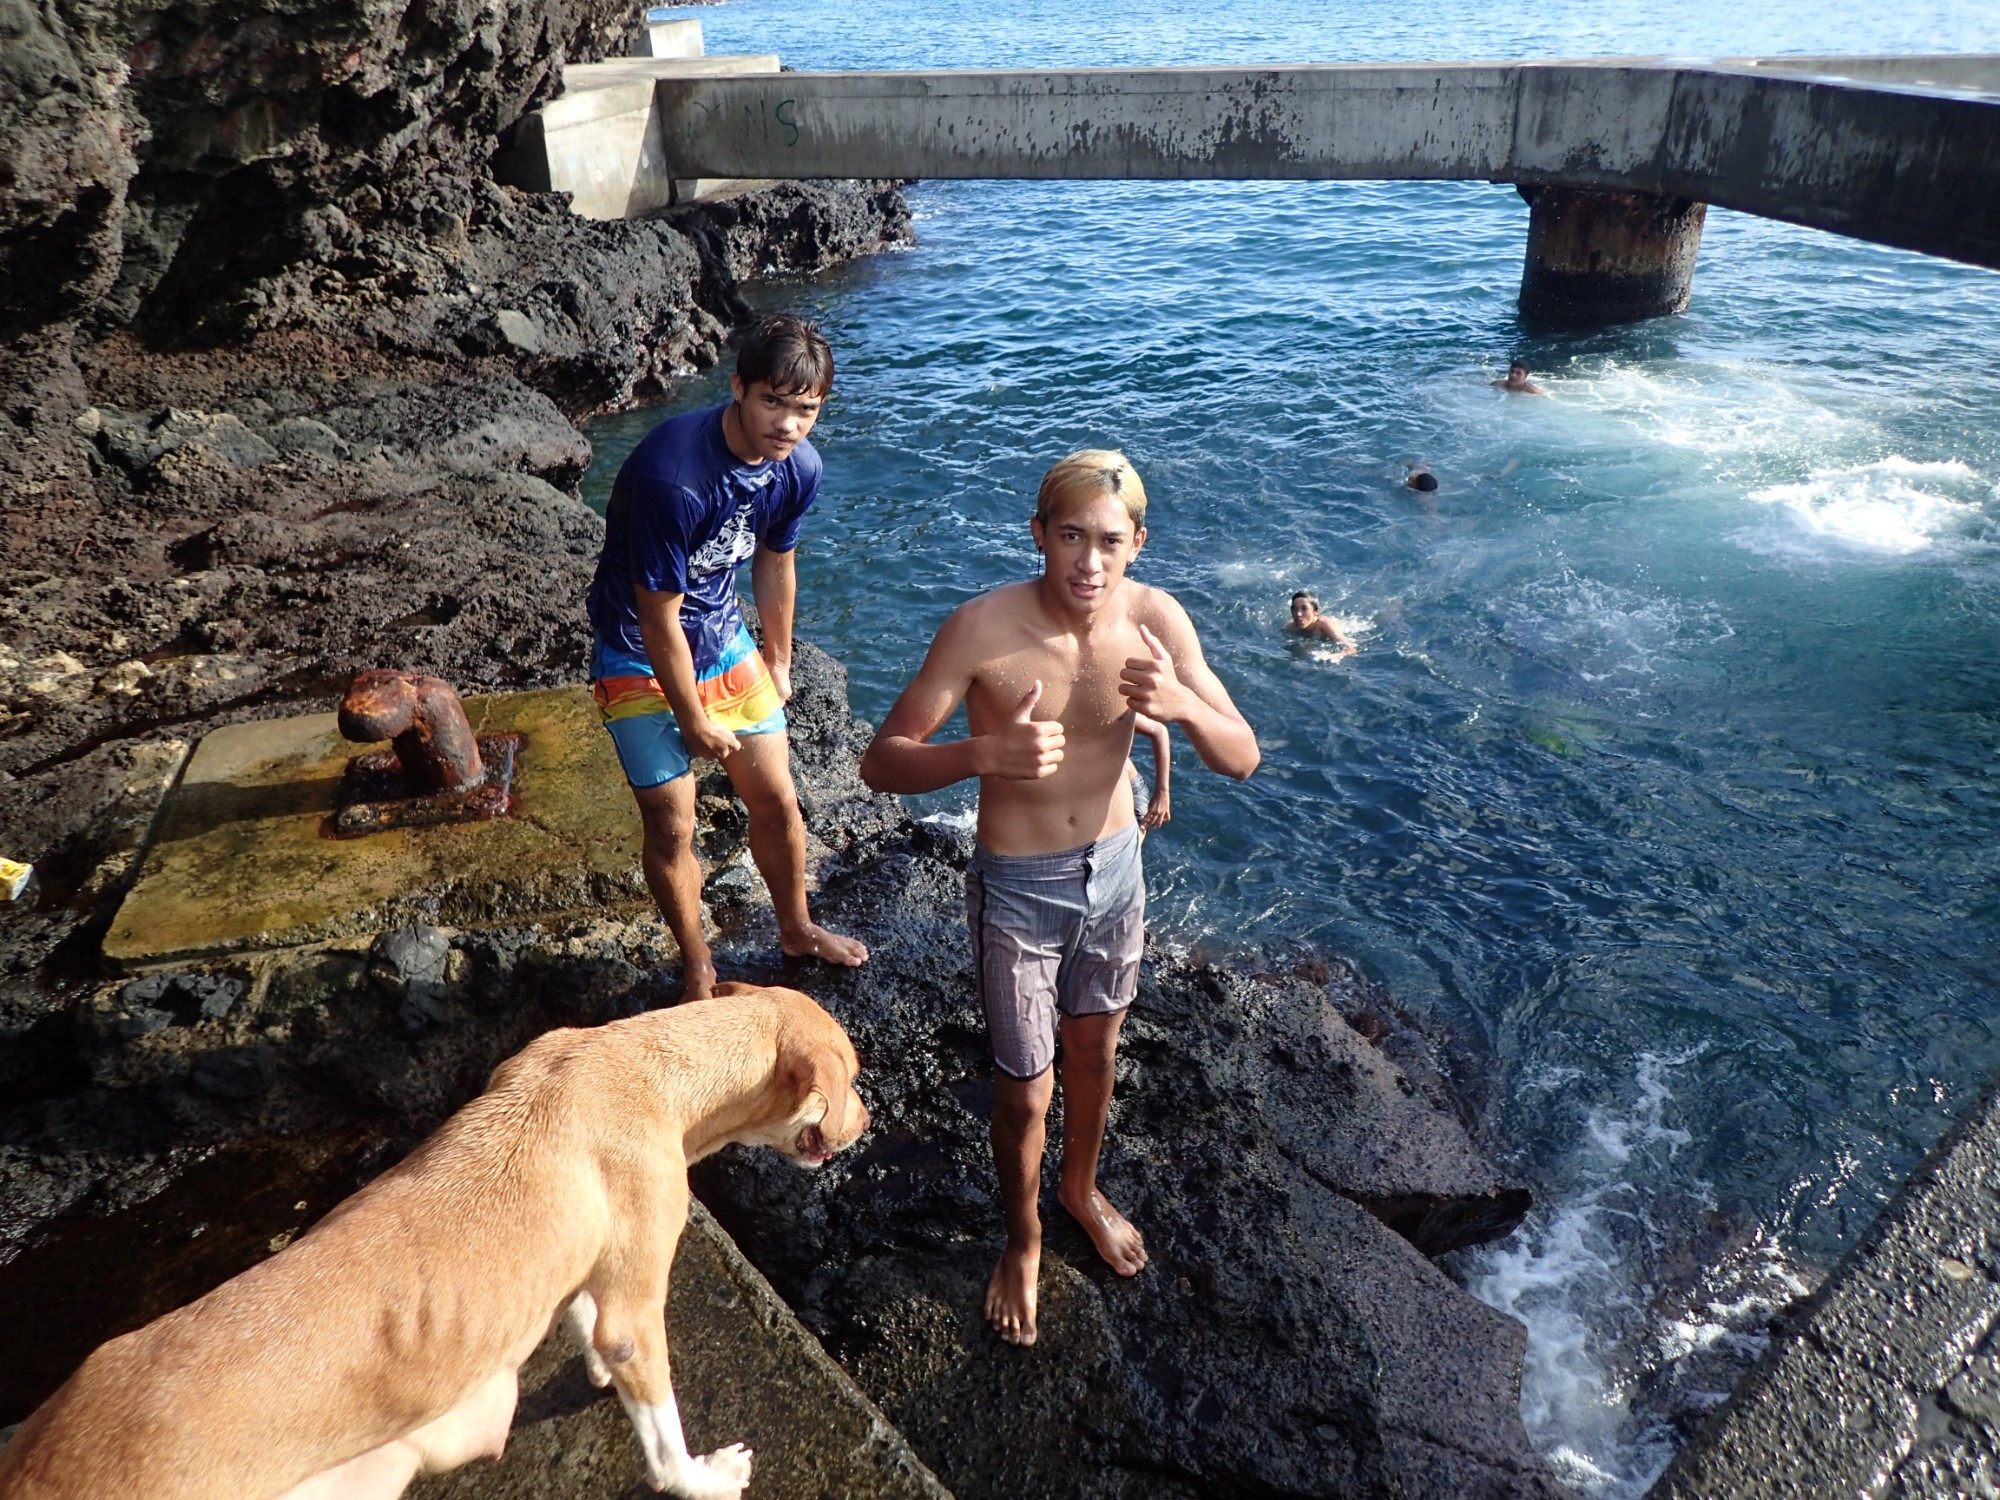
[1649,1068,2000,1499]
[104,686,645,969]
[410,1204,952,1500]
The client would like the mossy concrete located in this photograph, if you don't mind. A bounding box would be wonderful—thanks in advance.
[411,1203,952,1500]
[105,687,646,969]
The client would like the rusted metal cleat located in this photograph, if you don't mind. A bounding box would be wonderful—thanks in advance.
[338,670,485,792]
[330,671,523,838]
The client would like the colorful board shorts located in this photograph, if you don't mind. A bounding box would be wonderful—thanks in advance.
[591,628,786,788]
[965,822,1145,1080]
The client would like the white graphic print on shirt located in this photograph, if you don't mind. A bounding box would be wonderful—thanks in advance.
[687,495,759,581]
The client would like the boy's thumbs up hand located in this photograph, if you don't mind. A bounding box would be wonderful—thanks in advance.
[1122,624,1190,721]
[977,679,1066,780]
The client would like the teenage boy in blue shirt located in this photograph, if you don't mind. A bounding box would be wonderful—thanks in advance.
[586,315,869,1000]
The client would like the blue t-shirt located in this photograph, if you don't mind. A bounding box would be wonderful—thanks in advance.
[585,402,821,673]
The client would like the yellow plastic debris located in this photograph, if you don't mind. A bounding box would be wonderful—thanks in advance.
[0,859,32,901]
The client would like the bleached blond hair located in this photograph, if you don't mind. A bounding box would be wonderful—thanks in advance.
[1034,449,1148,531]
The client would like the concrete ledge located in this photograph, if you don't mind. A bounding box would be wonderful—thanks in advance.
[1739,54,2000,95]
[410,1203,952,1500]
[497,50,781,219]
[632,16,703,60]
[1649,1069,2000,1499]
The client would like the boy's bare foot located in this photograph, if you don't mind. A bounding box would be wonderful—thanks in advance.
[676,955,718,1004]
[780,922,870,967]
[1059,1183,1148,1276]
[984,1238,1041,1345]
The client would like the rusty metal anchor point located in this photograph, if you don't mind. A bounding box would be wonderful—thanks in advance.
[329,670,523,838]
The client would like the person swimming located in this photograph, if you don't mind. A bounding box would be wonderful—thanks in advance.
[1492,359,1546,395]
[1288,591,1356,660]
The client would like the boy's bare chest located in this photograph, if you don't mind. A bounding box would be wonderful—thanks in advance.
[978,634,1135,732]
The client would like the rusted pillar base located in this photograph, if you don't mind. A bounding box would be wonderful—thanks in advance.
[1517,185,1707,328]
[338,670,485,792]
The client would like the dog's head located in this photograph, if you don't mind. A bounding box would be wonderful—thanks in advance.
[716,982,869,1168]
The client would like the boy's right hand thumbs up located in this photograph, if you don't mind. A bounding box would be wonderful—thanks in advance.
[980,679,1065,780]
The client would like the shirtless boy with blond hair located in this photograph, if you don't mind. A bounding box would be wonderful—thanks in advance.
[859,450,1258,1345]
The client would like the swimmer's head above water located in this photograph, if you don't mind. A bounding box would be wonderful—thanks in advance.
[1288,591,1357,655]
[1405,463,1438,493]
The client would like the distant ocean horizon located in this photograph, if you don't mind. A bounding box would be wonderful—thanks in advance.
[586,3,2000,1490]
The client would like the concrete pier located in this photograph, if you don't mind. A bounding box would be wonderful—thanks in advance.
[644,58,2000,276]
[1517,186,1707,327]
[494,53,780,218]
[1648,1070,2000,1500]
[506,30,2000,320]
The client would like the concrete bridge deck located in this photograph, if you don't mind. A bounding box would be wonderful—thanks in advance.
[643,56,2000,273]
[503,40,2000,323]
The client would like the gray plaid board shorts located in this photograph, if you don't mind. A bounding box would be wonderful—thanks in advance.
[965,821,1145,1080]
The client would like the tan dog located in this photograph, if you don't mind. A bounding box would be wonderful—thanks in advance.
[0,982,867,1500]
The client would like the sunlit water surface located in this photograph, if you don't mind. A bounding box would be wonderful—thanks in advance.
[585,1,2000,1489]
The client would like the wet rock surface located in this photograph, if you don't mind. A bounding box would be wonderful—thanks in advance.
[1652,1071,2000,1500]
[0,642,1561,1498]
[692,822,1560,1499]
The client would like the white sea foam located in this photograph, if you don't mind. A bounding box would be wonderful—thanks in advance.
[1303,613,1375,664]
[1462,1048,1709,1498]
[1214,559,1296,588]
[1738,456,1992,561]
[1519,1060,1587,1093]
[1568,360,1872,462]
[918,806,978,834]
[1496,572,1733,696]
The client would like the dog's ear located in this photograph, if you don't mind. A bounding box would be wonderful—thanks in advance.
[712,980,758,999]
[779,1040,857,1136]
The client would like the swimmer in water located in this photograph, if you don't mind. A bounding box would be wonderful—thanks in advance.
[1492,359,1546,395]
[1288,591,1356,660]
[1405,462,1438,493]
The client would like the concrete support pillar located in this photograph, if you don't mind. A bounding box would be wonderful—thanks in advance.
[1516,185,1707,328]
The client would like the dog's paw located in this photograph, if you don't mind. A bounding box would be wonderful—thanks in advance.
[674,1442,753,1499]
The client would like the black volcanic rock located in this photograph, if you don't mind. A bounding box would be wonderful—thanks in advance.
[691,827,1559,1499]
[0,636,1562,1498]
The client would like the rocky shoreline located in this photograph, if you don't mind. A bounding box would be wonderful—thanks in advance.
[3,0,1569,1489]
[0,640,1566,1497]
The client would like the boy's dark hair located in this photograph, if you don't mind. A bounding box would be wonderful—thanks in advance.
[1508,358,1529,374]
[736,315,834,396]
[1291,590,1315,604]
[1410,469,1439,492]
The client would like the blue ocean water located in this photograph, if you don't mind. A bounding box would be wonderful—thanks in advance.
[585,3,2000,1490]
